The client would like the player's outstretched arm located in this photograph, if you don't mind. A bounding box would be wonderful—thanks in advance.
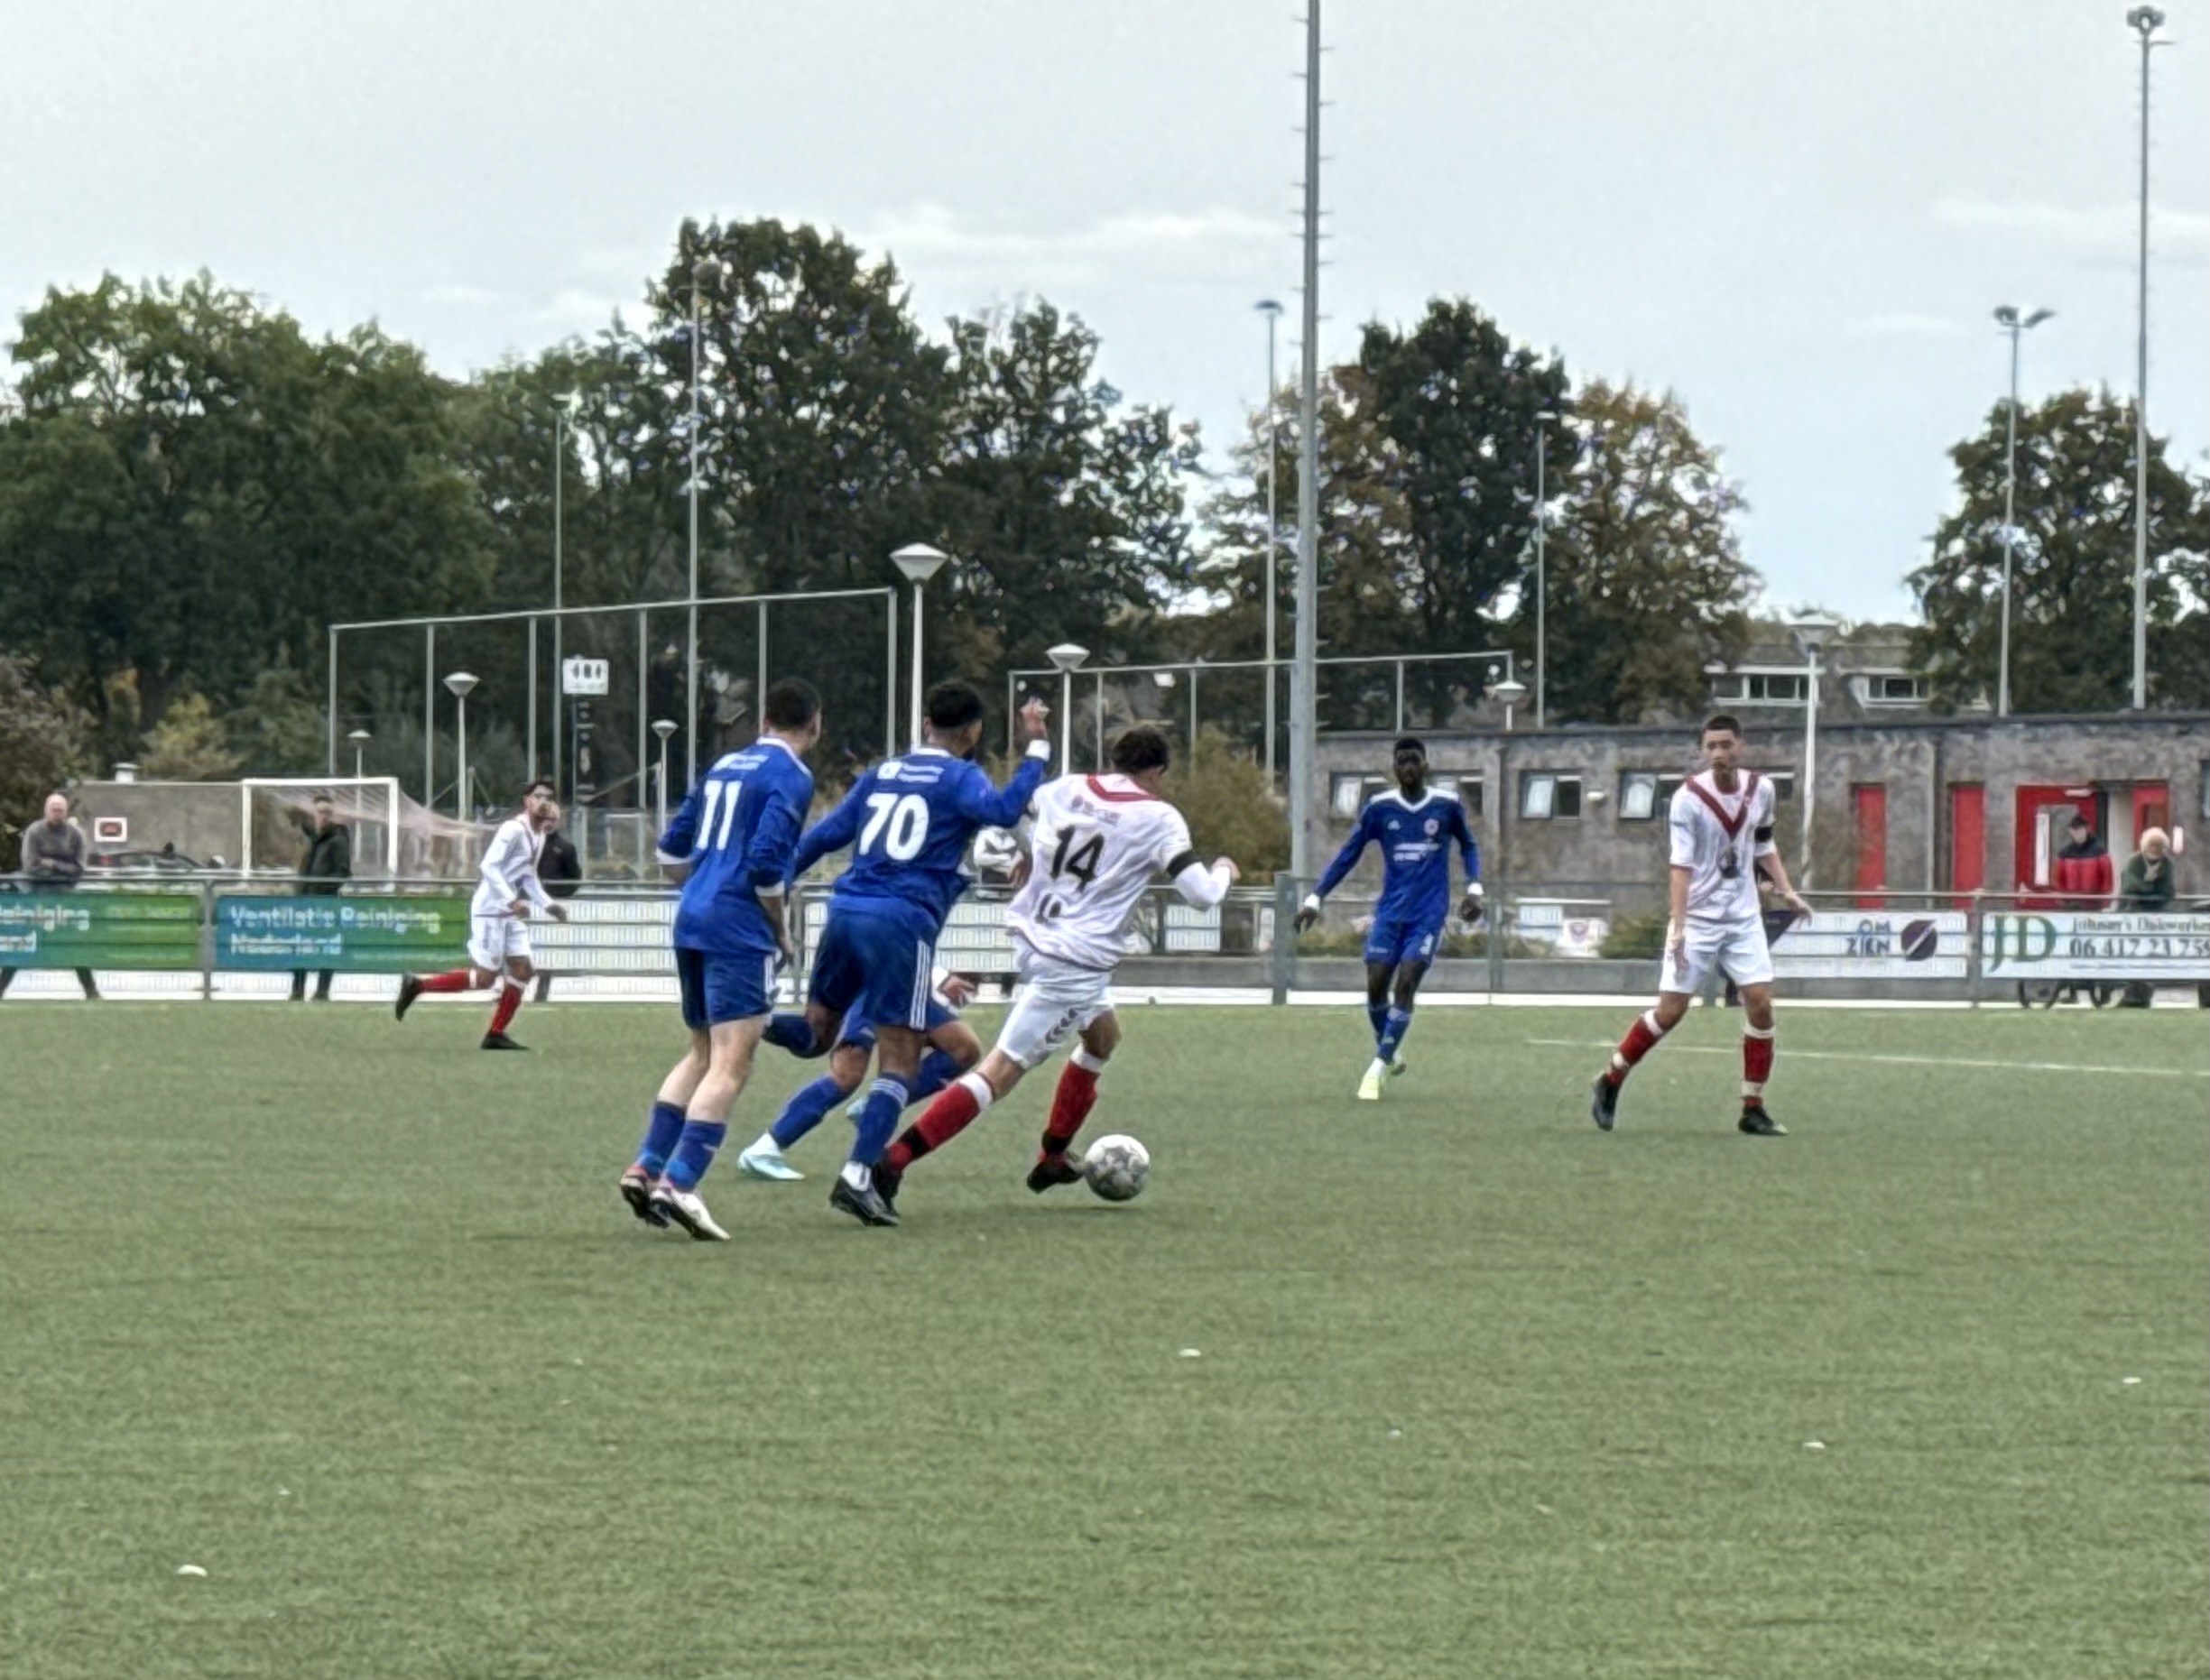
[1298,808,1374,930]
[1170,854,1239,909]
[790,772,872,878]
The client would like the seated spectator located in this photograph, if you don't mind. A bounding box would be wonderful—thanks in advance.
[0,792,101,1001]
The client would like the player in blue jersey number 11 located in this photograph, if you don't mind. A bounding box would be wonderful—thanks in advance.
[1295,736,1483,1101]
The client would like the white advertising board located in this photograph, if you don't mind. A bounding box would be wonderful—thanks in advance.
[1979,912,2210,981]
[1770,911,1971,979]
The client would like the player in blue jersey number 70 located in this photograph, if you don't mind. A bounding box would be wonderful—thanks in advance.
[616,678,823,1242]
[785,680,1052,1227]
[1294,736,1483,1101]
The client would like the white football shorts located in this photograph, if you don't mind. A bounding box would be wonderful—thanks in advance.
[1659,916,1772,995]
[468,912,533,974]
[995,944,1116,1070]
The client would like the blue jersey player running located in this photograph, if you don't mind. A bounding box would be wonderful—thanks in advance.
[1295,736,1483,1101]
[788,680,1052,1227]
[617,678,823,1242]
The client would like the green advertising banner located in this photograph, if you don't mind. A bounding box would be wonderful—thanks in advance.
[0,891,202,969]
[215,894,473,972]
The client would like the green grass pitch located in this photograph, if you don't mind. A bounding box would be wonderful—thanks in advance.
[1,1000,2203,1680]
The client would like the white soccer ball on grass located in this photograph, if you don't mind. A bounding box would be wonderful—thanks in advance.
[1083,1134,1150,1203]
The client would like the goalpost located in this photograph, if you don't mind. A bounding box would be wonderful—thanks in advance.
[241,778,404,876]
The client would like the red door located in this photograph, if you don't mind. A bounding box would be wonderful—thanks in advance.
[1949,784,1985,905]
[1853,784,1887,909]
[2014,785,2099,902]
[2131,783,2170,852]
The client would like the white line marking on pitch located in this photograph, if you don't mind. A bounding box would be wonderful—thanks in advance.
[1524,1039,2210,1080]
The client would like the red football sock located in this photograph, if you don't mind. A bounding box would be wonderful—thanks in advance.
[489,983,523,1035]
[417,969,473,993]
[887,1075,989,1171]
[1742,1026,1774,1103]
[1041,1057,1102,1155]
[1606,1009,1669,1083]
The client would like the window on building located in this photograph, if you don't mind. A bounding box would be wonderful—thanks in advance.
[1766,772,1796,802]
[1521,772,1583,819]
[1619,772,1688,820]
[1709,670,1808,704]
[1429,774,1484,815]
[1859,671,1928,706]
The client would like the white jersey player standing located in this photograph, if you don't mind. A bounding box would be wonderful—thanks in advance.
[872,725,1239,1214]
[395,779,569,1050]
[1590,714,1810,1135]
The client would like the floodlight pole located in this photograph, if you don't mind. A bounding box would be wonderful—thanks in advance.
[1994,307,2052,718]
[2127,6,2165,710]
[1289,0,1322,882]
[1257,299,1284,780]
[686,257,723,786]
[1534,411,1557,728]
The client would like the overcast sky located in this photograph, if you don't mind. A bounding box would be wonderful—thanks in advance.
[7,0,2205,624]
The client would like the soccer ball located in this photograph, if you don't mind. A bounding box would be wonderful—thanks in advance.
[1083,1134,1150,1203]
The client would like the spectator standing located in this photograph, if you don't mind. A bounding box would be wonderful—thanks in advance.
[2051,813,2114,907]
[0,792,101,1001]
[532,821,583,1002]
[290,795,352,1002]
[2117,827,2177,1009]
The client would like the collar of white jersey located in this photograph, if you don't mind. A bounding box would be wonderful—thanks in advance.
[753,734,805,768]
[1375,787,1439,812]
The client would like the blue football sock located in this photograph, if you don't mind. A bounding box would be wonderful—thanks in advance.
[762,1012,821,1057]
[662,1120,728,1192]
[633,1100,686,1177]
[770,1075,847,1150]
[910,1049,962,1104]
[1377,1005,1413,1064]
[1366,1000,1389,1044]
[851,1075,910,1168]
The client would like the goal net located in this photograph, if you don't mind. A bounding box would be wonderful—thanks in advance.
[241,778,495,882]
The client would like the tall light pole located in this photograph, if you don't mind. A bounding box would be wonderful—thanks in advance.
[347,727,372,780]
[551,392,577,796]
[1047,643,1089,776]
[1993,306,2053,718]
[1533,409,1558,728]
[891,543,950,747]
[1788,618,1837,888]
[443,671,479,822]
[2126,5,2166,710]
[1289,0,1323,882]
[1256,298,1284,780]
[652,718,679,835]
[685,255,725,785]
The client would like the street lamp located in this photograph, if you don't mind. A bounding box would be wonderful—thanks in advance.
[1492,676,1529,734]
[685,255,726,786]
[1993,305,2054,718]
[2126,5,2167,710]
[1533,409,1558,729]
[651,718,679,835]
[1787,617,1839,888]
[347,727,373,780]
[1256,299,1284,780]
[1047,643,1089,776]
[550,391,579,795]
[443,671,479,821]
[891,543,950,748]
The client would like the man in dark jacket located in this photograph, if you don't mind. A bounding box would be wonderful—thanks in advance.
[531,823,583,1002]
[1,792,100,1000]
[291,795,352,1002]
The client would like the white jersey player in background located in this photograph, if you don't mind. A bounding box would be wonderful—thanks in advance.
[395,778,569,1050]
[872,725,1238,1214]
[1590,714,1810,1135]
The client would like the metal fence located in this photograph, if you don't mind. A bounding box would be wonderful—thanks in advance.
[4,872,2205,1007]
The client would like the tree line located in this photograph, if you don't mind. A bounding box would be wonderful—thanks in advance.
[3,214,2205,818]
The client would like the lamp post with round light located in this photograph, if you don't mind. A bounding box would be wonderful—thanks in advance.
[347,727,373,780]
[1788,617,1839,888]
[891,543,950,748]
[652,718,680,835]
[443,671,479,822]
[1993,305,2053,718]
[1047,643,1089,776]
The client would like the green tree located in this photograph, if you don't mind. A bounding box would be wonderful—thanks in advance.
[1530,381,1757,724]
[0,274,497,760]
[1354,299,1570,651]
[1161,727,1288,877]
[1909,387,2210,711]
[0,652,92,834]
[922,300,1202,681]
[139,691,241,780]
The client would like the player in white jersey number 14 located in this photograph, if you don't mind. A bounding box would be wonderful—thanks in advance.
[869,725,1240,1214]
[1590,714,1810,1136]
